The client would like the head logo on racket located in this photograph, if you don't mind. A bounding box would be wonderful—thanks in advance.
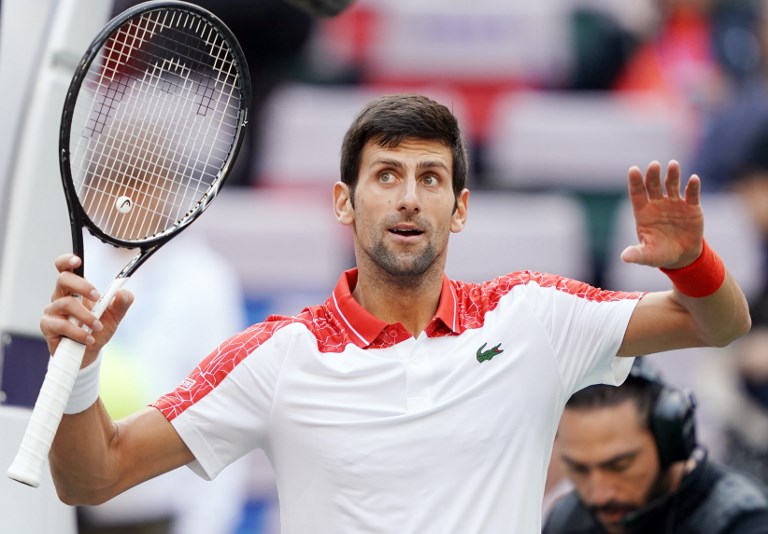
[116,196,133,214]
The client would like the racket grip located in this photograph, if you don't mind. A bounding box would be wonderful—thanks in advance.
[7,277,126,487]
[7,338,87,487]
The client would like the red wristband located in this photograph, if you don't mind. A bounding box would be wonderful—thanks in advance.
[659,240,726,298]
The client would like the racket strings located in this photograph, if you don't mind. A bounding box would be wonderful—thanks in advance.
[69,7,243,243]
[98,10,242,97]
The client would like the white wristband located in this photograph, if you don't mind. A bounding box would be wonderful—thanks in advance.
[60,352,102,415]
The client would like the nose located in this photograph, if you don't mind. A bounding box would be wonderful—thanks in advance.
[397,176,420,213]
[584,472,617,507]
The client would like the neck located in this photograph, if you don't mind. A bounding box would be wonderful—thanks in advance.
[352,263,444,337]
[613,455,703,532]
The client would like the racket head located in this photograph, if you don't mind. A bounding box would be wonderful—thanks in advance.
[59,0,250,272]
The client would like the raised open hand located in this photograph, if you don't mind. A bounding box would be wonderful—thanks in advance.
[620,160,704,269]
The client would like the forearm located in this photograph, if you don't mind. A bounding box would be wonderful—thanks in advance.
[40,257,189,504]
[49,398,121,505]
[49,402,191,505]
[661,239,751,346]
[673,270,751,347]
[620,249,752,357]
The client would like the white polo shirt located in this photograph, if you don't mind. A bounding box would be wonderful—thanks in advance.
[153,269,642,533]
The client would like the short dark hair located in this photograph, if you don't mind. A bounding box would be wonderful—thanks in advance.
[565,376,658,432]
[339,94,468,204]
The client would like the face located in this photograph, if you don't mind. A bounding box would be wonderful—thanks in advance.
[334,137,468,283]
[557,401,668,534]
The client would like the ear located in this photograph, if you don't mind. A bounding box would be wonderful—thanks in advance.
[333,181,354,225]
[450,188,469,233]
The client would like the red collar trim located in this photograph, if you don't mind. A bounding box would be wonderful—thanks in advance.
[327,269,460,348]
[434,274,459,333]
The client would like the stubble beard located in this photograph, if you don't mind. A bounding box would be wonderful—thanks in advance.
[365,237,439,289]
[589,466,677,534]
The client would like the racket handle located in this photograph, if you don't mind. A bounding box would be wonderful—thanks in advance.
[7,338,87,487]
[7,277,126,487]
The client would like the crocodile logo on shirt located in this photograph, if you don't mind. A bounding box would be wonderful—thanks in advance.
[476,342,504,363]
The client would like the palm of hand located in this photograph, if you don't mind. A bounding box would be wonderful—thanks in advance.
[621,161,704,269]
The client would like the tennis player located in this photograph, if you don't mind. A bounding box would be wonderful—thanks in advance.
[41,94,750,532]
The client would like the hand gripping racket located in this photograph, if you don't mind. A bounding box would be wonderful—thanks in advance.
[7,0,250,487]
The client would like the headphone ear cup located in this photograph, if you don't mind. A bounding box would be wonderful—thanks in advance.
[651,388,697,469]
[627,359,698,468]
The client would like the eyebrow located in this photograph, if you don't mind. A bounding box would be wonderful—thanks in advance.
[417,160,450,172]
[561,448,641,470]
[369,158,450,172]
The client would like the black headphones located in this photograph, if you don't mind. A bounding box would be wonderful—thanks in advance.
[627,359,698,470]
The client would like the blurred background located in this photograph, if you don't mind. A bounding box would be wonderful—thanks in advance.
[2,0,768,532]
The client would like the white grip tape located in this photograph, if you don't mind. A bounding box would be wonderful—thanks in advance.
[7,338,87,487]
[6,277,127,488]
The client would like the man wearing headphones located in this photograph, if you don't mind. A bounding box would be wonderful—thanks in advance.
[543,360,768,533]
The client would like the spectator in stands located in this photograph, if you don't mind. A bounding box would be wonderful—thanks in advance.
[544,359,768,534]
[689,0,768,190]
[702,119,768,490]
[567,0,721,102]
[711,326,768,490]
[566,4,644,91]
[730,120,768,323]
[569,0,768,191]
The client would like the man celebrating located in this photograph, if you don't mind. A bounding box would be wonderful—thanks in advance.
[40,94,750,532]
[544,360,768,533]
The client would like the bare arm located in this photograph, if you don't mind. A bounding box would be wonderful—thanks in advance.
[50,404,193,505]
[42,254,194,504]
[615,162,751,357]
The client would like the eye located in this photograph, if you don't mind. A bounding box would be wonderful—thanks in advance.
[564,463,589,477]
[605,459,632,473]
[422,174,438,186]
[379,171,396,184]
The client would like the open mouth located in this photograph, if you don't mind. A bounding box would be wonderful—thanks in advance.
[389,227,424,237]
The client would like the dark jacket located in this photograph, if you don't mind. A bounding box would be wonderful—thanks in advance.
[543,455,768,533]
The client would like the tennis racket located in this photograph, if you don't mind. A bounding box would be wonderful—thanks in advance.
[7,0,250,487]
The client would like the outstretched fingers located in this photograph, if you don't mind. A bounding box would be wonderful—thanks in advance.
[664,160,682,199]
[644,160,664,200]
[628,160,689,206]
[684,174,702,206]
[627,165,649,213]
[623,160,706,268]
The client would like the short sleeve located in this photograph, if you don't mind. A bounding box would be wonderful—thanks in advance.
[152,320,297,479]
[521,274,642,395]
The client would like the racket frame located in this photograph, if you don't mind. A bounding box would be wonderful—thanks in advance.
[60,0,251,277]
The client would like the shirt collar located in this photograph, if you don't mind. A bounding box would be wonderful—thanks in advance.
[327,268,460,348]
